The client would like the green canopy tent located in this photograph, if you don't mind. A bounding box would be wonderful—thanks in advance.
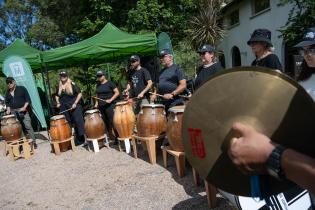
[42,22,157,69]
[0,39,42,72]
[0,39,51,127]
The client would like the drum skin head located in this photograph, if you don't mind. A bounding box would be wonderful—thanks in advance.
[182,67,315,196]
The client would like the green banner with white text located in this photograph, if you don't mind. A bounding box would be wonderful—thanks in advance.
[3,55,47,128]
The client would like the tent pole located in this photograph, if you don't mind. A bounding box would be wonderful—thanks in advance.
[83,62,91,100]
[39,55,52,117]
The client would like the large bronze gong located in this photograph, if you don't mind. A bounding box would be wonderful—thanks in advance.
[182,67,315,196]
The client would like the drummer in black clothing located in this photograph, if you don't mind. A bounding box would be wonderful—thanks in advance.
[151,49,187,111]
[94,70,119,139]
[194,44,223,90]
[247,29,283,70]
[55,71,85,144]
[5,77,37,148]
[123,55,152,114]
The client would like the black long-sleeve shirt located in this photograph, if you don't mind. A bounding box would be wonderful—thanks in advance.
[5,86,31,109]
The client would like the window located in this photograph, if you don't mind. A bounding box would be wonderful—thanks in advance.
[228,10,239,26]
[252,0,270,15]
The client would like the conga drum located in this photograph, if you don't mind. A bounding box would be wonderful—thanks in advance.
[84,109,105,139]
[136,104,166,137]
[50,115,72,152]
[1,114,22,141]
[113,101,135,138]
[167,105,185,151]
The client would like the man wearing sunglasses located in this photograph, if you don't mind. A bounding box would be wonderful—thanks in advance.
[4,77,37,148]
[124,55,152,114]
[194,44,223,90]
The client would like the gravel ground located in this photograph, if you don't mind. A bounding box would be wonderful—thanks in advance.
[0,133,234,210]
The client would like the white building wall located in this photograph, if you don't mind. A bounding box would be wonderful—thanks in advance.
[219,0,293,69]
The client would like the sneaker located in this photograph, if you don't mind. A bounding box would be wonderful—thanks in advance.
[33,142,38,149]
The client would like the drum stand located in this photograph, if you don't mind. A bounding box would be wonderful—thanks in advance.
[161,146,185,177]
[50,136,76,155]
[192,168,218,208]
[117,137,136,155]
[7,137,34,161]
[131,134,166,164]
[86,134,109,153]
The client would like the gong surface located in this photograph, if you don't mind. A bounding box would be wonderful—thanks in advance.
[182,67,315,196]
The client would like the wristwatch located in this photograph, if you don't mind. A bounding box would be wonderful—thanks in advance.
[266,145,286,180]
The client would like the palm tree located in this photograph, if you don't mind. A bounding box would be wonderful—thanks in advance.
[189,0,225,49]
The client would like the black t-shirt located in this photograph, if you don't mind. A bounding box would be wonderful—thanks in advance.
[5,86,31,109]
[158,64,186,95]
[194,62,223,89]
[128,67,151,97]
[58,83,81,105]
[96,81,117,106]
[251,54,283,71]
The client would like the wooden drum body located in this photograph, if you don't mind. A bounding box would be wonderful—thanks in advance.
[1,114,22,141]
[84,109,105,139]
[167,106,185,152]
[50,115,72,152]
[113,101,135,138]
[136,104,166,137]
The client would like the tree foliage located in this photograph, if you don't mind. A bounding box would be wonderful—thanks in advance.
[0,0,36,46]
[188,0,225,49]
[0,0,225,95]
[279,0,315,48]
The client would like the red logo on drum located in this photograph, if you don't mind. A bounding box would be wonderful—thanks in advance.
[188,128,206,158]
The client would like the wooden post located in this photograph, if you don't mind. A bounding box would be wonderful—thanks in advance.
[205,180,217,208]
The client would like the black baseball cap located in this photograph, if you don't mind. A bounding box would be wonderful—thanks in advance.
[294,27,315,48]
[198,44,215,53]
[6,77,15,83]
[59,71,68,76]
[130,55,140,62]
[159,49,172,57]
[96,70,107,76]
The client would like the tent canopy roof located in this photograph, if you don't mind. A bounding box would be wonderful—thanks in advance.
[0,39,42,71]
[42,22,157,69]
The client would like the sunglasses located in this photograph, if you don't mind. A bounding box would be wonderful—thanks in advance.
[96,74,104,78]
[300,48,315,56]
[199,52,208,55]
[130,59,138,63]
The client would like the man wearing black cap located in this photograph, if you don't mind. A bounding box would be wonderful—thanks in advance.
[247,29,282,71]
[5,77,37,148]
[194,44,223,89]
[151,49,187,111]
[124,55,152,114]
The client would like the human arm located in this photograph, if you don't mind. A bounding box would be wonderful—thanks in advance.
[228,122,315,194]
[71,84,82,109]
[105,88,119,104]
[162,79,186,100]
[138,80,153,99]
[19,87,31,112]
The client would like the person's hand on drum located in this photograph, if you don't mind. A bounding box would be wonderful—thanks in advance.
[71,103,77,109]
[56,103,61,109]
[228,122,275,174]
[150,94,157,103]
[137,92,144,99]
[6,107,11,115]
[163,93,173,100]
[105,99,112,104]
